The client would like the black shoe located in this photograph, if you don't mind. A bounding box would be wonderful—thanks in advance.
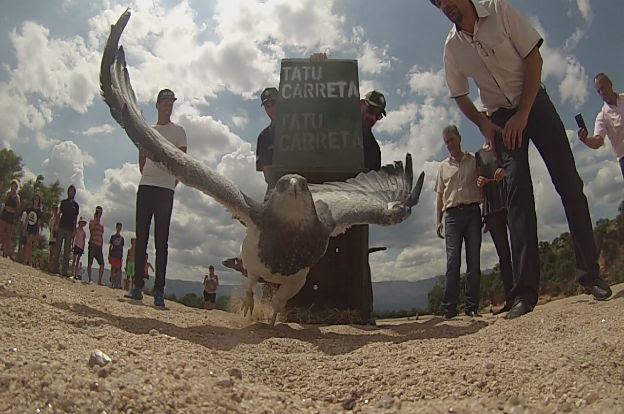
[465,310,482,317]
[444,310,458,320]
[492,302,513,315]
[505,299,533,320]
[580,277,612,301]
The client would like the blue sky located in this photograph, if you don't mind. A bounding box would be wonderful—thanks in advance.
[1,0,622,285]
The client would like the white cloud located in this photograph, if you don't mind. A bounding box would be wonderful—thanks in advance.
[83,124,115,136]
[41,141,94,191]
[575,0,593,23]
[9,21,100,113]
[559,56,588,109]
[231,112,249,130]
[531,18,589,108]
[407,66,447,99]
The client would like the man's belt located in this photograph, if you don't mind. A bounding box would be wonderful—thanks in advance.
[446,202,479,212]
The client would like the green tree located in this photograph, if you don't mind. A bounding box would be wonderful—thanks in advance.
[178,293,204,309]
[215,295,230,311]
[427,279,444,315]
[0,149,23,191]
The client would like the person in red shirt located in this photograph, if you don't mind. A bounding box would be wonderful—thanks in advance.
[87,206,105,285]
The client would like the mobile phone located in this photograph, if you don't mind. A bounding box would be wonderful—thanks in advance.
[575,113,587,131]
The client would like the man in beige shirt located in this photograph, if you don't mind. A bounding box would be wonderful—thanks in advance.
[430,0,611,319]
[435,125,482,319]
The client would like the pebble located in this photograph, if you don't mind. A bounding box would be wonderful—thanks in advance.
[585,391,599,404]
[216,379,234,388]
[149,329,159,336]
[228,368,243,380]
[88,350,112,368]
[342,397,356,410]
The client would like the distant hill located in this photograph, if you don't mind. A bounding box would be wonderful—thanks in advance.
[372,277,442,312]
[163,276,443,312]
[165,278,245,299]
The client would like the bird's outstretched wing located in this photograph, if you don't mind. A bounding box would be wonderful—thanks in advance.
[100,10,255,224]
[309,153,424,236]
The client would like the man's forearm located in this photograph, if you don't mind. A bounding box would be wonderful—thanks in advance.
[436,193,444,225]
[516,47,543,118]
[582,135,604,149]
[455,95,489,130]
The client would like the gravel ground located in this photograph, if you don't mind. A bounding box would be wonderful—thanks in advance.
[1,256,623,414]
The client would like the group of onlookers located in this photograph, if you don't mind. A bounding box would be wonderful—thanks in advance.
[0,183,155,292]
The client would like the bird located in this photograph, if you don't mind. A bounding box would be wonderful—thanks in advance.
[100,10,425,326]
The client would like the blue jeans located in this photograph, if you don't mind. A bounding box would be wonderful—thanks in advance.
[491,88,599,307]
[443,203,482,314]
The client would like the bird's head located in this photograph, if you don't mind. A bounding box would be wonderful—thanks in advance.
[266,174,317,224]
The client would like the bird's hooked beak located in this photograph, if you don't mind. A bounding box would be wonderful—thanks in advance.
[289,177,300,197]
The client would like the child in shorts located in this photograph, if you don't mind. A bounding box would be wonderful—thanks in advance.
[72,217,87,280]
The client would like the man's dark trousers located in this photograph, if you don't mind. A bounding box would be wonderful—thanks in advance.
[485,209,513,304]
[133,185,174,293]
[443,203,482,314]
[491,87,599,308]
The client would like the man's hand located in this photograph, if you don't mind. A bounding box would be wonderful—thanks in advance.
[476,175,488,188]
[436,222,444,239]
[578,127,588,142]
[494,168,505,182]
[503,111,529,150]
[477,117,503,149]
[310,53,327,63]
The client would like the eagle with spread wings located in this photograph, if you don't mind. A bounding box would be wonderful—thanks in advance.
[100,10,425,326]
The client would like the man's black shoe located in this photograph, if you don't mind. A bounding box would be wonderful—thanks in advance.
[505,299,533,320]
[444,310,458,320]
[465,310,482,317]
[580,277,612,301]
[492,302,513,315]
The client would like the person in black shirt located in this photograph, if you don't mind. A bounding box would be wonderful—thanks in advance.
[55,185,79,277]
[109,222,125,289]
[476,144,513,314]
[23,194,42,266]
[0,180,20,258]
[360,90,385,171]
[256,87,278,194]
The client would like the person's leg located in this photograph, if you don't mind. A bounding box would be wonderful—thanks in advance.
[486,210,514,304]
[98,250,105,284]
[48,243,56,272]
[526,90,603,291]
[620,158,624,180]
[0,221,6,257]
[443,210,462,317]
[61,230,72,276]
[71,252,78,276]
[133,186,155,291]
[153,188,174,295]
[24,234,32,265]
[54,232,64,273]
[87,244,94,282]
[492,108,540,308]
[464,205,482,314]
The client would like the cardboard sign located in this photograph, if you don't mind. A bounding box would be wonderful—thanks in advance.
[273,59,363,172]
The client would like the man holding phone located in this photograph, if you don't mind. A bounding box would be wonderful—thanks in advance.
[577,73,624,179]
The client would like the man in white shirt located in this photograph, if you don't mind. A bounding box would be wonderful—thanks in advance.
[124,89,187,308]
[430,0,611,319]
[578,73,624,179]
[435,125,482,319]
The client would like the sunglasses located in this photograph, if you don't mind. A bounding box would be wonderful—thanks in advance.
[366,104,384,121]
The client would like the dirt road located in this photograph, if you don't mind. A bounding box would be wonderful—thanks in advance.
[1,257,622,413]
